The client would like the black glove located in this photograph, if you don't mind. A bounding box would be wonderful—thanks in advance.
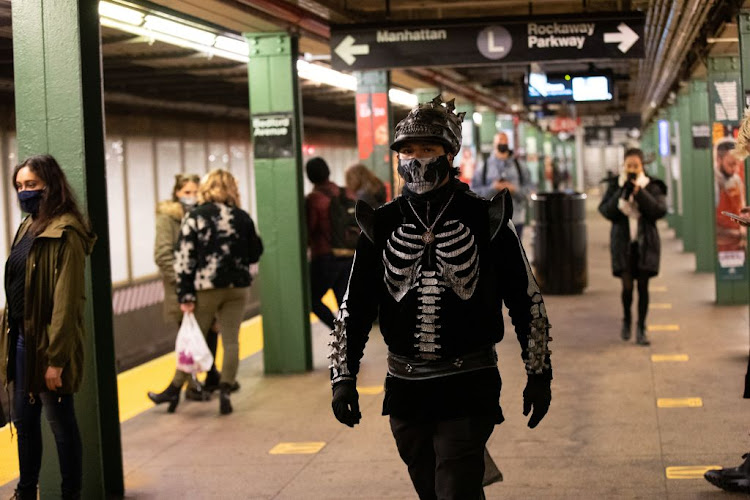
[332,380,361,427]
[523,371,552,428]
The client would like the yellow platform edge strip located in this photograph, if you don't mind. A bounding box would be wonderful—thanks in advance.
[647,324,680,332]
[651,354,689,362]
[666,465,721,479]
[268,441,326,455]
[657,397,703,408]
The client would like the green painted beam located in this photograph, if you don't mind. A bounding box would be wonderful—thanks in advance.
[11,0,123,498]
[668,105,683,238]
[245,32,312,373]
[677,92,696,253]
[707,56,747,304]
[689,79,715,274]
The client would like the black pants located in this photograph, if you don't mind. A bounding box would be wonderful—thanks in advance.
[389,415,495,500]
[309,254,353,329]
[13,332,82,498]
[621,242,650,327]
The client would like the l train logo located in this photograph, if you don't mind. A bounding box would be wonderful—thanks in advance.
[476,26,512,60]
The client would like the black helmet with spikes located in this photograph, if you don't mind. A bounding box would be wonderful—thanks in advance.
[390,95,465,155]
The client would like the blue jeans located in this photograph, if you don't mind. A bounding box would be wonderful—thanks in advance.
[12,331,82,497]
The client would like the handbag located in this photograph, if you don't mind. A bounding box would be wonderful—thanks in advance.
[175,312,214,374]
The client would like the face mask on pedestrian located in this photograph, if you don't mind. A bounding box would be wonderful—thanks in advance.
[398,155,452,194]
[179,196,197,209]
[497,144,509,154]
[18,189,44,215]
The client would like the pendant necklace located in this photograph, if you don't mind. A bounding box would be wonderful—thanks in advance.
[407,193,455,244]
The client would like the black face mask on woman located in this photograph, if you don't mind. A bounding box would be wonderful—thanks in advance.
[18,189,44,215]
[497,144,509,154]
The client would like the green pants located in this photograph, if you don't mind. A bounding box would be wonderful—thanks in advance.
[172,287,250,387]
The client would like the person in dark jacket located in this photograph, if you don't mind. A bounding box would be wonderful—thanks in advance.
[148,169,263,415]
[598,148,667,345]
[0,155,96,500]
[305,157,355,329]
[329,96,552,499]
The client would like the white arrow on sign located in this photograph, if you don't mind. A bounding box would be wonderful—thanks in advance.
[335,35,370,65]
[604,22,639,53]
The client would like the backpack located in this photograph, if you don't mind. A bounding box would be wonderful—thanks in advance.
[482,155,526,187]
[328,187,359,256]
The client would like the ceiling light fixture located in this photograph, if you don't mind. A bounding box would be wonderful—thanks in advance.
[98,1,417,106]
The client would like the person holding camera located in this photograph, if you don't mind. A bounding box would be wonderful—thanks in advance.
[598,148,667,345]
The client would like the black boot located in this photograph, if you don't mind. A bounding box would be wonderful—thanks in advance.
[147,383,181,413]
[621,319,631,341]
[635,324,650,346]
[203,368,221,393]
[705,453,750,493]
[11,487,37,500]
[219,383,233,415]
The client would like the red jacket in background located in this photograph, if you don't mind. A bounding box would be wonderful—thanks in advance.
[306,180,340,259]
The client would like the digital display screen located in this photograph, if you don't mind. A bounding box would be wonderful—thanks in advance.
[525,71,612,104]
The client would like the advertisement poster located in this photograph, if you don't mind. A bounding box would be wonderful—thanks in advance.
[713,123,746,279]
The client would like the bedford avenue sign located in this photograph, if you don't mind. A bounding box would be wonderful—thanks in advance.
[330,13,644,71]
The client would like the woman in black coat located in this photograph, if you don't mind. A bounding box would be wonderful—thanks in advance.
[598,148,667,345]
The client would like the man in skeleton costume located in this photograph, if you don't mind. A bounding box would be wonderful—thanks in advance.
[328,96,552,500]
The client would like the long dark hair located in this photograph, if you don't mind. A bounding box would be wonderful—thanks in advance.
[13,154,88,235]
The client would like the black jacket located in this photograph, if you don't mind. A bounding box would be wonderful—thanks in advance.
[175,202,263,303]
[598,176,668,277]
[329,180,551,421]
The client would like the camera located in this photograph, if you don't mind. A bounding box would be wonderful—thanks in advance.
[626,172,637,182]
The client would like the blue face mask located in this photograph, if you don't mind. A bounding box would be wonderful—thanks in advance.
[18,189,44,215]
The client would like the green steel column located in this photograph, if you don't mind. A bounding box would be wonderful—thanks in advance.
[690,79,715,273]
[479,111,498,148]
[245,32,311,372]
[354,71,393,193]
[668,104,683,238]
[525,125,542,186]
[677,92,696,253]
[11,1,123,498]
[739,10,750,293]
[707,56,747,304]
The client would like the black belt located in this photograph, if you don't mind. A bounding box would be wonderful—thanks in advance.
[387,347,498,380]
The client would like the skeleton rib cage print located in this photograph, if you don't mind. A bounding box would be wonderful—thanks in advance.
[384,219,479,360]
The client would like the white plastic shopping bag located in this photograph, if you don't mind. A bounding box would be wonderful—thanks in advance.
[175,312,214,373]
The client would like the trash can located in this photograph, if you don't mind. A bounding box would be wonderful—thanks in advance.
[530,191,587,294]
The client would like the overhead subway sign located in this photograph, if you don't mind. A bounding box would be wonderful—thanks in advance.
[330,13,644,71]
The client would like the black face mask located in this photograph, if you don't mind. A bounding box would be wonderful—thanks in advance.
[497,144,509,154]
[18,189,44,215]
[398,155,452,195]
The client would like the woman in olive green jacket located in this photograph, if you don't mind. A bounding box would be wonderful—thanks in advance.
[0,155,95,500]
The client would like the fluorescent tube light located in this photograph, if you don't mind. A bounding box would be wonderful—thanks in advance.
[296,60,357,91]
[99,4,418,106]
[143,15,217,46]
[388,88,418,108]
[215,36,249,57]
[99,1,144,26]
